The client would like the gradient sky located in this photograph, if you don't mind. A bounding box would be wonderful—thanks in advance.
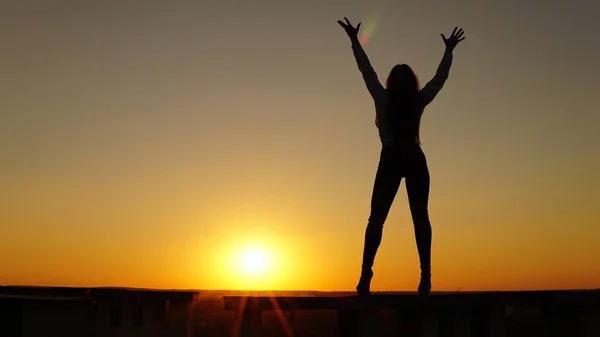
[1,0,599,292]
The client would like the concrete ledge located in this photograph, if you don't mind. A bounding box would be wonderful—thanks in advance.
[223,290,600,337]
[0,287,199,337]
[0,286,198,302]
[223,290,600,311]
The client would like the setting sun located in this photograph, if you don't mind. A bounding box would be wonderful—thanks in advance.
[239,247,270,274]
[207,230,296,291]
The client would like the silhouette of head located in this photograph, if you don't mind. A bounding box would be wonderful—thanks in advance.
[385,64,423,143]
[386,64,420,100]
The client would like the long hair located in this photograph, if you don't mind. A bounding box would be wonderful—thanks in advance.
[385,64,423,144]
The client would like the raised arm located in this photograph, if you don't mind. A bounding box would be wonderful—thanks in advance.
[420,50,453,107]
[420,27,465,107]
[338,17,384,101]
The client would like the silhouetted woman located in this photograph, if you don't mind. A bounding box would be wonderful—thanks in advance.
[337,17,465,296]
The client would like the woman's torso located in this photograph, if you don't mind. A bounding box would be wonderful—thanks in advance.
[375,92,425,147]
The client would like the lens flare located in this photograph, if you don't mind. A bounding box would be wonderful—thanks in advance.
[359,14,379,45]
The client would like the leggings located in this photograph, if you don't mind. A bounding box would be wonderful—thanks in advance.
[361,144,432,275]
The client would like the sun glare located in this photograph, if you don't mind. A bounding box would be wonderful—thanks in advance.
[239,247,270,273]
[209,230,293,290]
[223,241,283,290]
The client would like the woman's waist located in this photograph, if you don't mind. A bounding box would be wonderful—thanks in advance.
[381,137,421,147]
[378,127,419,143]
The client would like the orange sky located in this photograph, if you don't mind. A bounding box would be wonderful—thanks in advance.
[1,0,599,292]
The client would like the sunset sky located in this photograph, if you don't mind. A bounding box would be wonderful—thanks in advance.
[1,0,599,292]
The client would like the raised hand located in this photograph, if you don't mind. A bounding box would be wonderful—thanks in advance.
[337,17,361,40]
[441,27,465,51]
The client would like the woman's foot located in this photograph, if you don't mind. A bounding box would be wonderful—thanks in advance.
[356,269,374,296]
[418,272,431,296]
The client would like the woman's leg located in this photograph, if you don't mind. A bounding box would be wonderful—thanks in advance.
[405,156,432,295]
[357,150,402,294]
